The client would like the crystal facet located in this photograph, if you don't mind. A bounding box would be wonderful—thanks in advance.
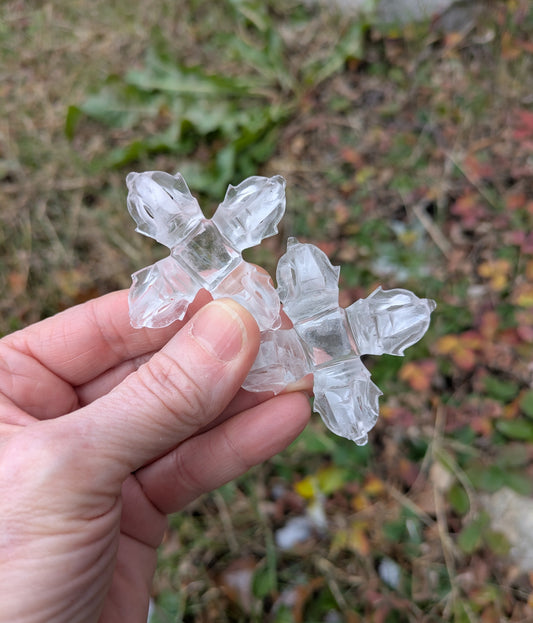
[127,171,286,330]
[243,238,436,445]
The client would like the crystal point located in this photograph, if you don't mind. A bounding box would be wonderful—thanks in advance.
[346,286,436,356]
[212,175,286,252]
[314,360,382,445]
[126,171,202,247]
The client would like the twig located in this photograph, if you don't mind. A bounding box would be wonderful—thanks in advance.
[213,490,239,554]
[446,150,500,212]
[411,201,452,259]
[315,557,349,611]
[430,406,477,622]
[386,484,435,528]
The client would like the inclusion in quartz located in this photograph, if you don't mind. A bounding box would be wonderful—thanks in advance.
[126,171,286,330]
[243,238,436,445]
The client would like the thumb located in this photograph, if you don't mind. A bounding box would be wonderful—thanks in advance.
[72,299,259,481]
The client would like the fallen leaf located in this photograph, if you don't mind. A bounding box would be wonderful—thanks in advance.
[478,259,512,292]
[435,333,480,371]
[399,359,437,391]
[336,520,371,557]
[436,334,458,355]
[340,146,364,167]
[363,475,386,497]
[216,557,257,614]
[513,284,533,307]
[505,192,527,211]
[274,577,325,623]
[294,476,318,500]
[463,153,495,183]
[450,191,488,228]
[317,465,349,495]
[480,311,499,340]
[514,108,533,141]
[470,415,493,437]
[351,492,370,511]
[7,271,27,296]
[501,31,522,60]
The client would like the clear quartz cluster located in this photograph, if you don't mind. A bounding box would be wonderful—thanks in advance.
[243,238,436,445]
[127,171,436,444]
[126,170,286,330]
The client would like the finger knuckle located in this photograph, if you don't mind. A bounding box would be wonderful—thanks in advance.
[171,446,207,497]
[135,352,206,431]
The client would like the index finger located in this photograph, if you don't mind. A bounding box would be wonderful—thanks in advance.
[4,289,211,387]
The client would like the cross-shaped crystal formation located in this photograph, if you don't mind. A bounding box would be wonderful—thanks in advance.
[244,238,436,445]
[126,171,286,330]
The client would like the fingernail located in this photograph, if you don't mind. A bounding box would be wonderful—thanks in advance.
[190,301,245,362]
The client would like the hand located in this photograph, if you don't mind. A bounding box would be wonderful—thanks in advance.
[0,291,310,622]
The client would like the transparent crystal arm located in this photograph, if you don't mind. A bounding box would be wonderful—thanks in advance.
[313,360,382,446]
[212,175,286,253]
[276,238,341,322]
[212,262,282,331]
[243,328,312,394]
[127,171,203,248]
[346,287,437,356]
[129,256,198,329]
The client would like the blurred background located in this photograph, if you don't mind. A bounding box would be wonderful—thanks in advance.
[1,1,533,621]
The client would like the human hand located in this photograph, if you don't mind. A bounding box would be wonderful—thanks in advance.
[0,291,310,622]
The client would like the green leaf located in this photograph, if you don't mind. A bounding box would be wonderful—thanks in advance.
[101,129,182,169]
[447,482,470,515]
[64,105,82,140]
[484,376,519,403]
[126,50,258,97]
[496,418,533,441]
[457,521,483,554]
[502,470,533,496]
[453,599,474,623]
[495,443,530,468]
[485,530,510,556]
[383,518,406,542]
[457,512,489,554]
[317,466,350,495]
[152,590,184,621]
[303,22,365,85]
[79,83,160,129]
[272,606,293,623]
[228,0,270,32]
[465,463,506,492]
[252,562,276,599]
[520,390,533,418]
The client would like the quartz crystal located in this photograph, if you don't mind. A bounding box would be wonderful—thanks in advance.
[127,171,286,330]
[127,170,436,445]
[243,238,436,445]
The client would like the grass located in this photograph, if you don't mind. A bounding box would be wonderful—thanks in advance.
[2,0,533,620]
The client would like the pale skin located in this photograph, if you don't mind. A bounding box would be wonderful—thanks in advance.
[0,291,311,622]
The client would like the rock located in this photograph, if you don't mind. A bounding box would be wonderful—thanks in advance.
[306,0,481,29]
[482,487,533,573]
[306,0,454,21]
[375,0,455,23]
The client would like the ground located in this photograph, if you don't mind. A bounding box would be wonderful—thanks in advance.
[1,1,533,621]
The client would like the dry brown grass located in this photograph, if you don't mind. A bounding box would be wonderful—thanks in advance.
[0,1,202,332]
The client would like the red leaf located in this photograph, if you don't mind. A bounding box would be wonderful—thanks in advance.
[513,109,533,141]
[451,191,488,228]
[399,360,437,392]
[463,153,495,183]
